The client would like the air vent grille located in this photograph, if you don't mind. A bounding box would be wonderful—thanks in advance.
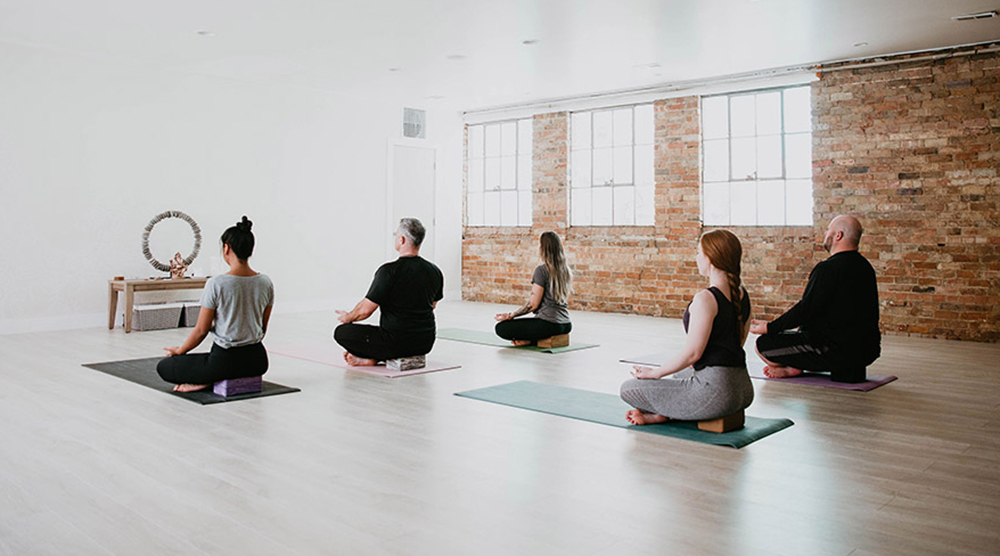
[403,108,426,139]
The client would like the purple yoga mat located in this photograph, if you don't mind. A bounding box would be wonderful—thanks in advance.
[268,342,460,378]
[620,352,897,392]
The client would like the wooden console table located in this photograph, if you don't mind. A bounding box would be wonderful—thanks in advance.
[108,277,209,333]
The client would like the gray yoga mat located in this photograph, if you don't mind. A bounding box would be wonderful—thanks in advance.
[437,328,598,354]
[82,357,300,405]
[455,380,793,448]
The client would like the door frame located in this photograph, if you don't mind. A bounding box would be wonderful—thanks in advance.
[385,137,439,261]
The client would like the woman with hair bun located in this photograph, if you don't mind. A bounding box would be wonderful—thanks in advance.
[620,229,754,424]
[494,231,573,345]
[157,216,274,392]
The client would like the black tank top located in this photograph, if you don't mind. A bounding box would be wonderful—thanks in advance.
[683,286,751,370]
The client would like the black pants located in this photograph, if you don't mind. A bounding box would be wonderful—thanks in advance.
[157,342,268,385]
[495,318,572,343]
[756,330,866,383]
[334,323,435,362]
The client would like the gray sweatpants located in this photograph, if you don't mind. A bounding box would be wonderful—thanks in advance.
[620,366,754,421]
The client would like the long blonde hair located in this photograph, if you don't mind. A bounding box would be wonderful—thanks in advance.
[699,229,745,325]
[539,231,572,304]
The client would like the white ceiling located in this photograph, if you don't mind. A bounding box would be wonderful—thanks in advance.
[1,0,999,111]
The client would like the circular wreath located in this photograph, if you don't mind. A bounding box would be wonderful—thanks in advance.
[141,210,202,272]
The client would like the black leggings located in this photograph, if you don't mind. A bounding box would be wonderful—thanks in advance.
[157,342,268,385]
[333,323,435,362]
[756,330,866,383]
[495,318,572,342]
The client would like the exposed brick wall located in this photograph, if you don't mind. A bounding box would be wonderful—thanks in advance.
[463,45,1000,342]
[813,48,1000,340]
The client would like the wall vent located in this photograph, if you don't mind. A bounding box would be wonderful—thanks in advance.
[403,108,426,139]
[951,11,997,21]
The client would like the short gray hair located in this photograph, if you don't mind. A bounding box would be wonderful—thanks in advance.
[397,218,426,247]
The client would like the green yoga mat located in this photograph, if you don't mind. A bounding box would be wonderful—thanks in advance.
[82,357,300,405]
[437,328,598,354]
[455,380,793,448]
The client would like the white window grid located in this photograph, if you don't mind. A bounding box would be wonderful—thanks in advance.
[701,85,813,226]
[466,118,533,227]
[569,104,655,226]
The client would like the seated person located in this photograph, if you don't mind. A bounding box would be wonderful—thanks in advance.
[750,215,881,383]
[495,231,572,346]
[158,216,274,392]
[333,218,444,366]
[620,230,754,424]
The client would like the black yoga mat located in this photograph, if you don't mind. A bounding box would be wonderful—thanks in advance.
[82,357,300,405]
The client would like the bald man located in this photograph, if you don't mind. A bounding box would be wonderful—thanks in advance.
[749,215,881,383]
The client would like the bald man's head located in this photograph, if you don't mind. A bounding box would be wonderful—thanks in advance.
[824,215,863,253]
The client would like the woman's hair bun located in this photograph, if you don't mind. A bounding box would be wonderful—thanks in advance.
[237,215,253,232]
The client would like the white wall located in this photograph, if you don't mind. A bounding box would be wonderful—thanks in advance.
[0,42,465,334]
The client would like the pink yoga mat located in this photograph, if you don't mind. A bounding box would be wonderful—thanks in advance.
[620,352,897,392]
[269,342,460,378]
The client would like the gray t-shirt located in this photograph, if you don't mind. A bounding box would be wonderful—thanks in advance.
[200,274,274,349]
[532,265,570,324]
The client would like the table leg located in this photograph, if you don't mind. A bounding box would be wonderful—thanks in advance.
[124,285,135,333]
[108,283,118,329]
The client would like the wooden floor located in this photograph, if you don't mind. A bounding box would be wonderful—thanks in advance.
[1,301,998,556]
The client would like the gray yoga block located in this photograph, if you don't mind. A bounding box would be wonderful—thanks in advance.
[386,355,426,371]
[213,376,263,397]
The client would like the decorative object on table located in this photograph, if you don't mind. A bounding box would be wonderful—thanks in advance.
[141,210,201,276]
[169,252,189,279]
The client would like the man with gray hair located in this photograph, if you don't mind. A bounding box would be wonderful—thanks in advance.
[749,215,881,383]
[334,218,444,366]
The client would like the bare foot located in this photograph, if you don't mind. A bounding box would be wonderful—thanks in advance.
[344,352,377,367]
[511,340,532,347]
[626,409,670,425]
[763,365,804,378]
[173,383,209,393]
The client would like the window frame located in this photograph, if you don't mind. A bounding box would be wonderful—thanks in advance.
[700,85,814,227]
[465,118,533,228]
[569,103,655,227]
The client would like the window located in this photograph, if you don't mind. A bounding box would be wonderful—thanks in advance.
[701,86,813,226]
[570,104,655,226]
[466,118,532,227]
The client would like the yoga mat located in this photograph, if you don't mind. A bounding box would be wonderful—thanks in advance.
[620,352,897,392]
[437,328,598,354]
[82,357,300,405]
[748,369,898,391]
[268,342,460,378]
[455,380,793,448]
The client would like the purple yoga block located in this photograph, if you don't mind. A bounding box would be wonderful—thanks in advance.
[213,376,263,397]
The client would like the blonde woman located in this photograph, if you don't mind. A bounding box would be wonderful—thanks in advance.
[495,231,572,346]
[620,230,754,424]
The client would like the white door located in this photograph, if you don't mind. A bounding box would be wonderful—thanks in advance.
[389,144,436,260]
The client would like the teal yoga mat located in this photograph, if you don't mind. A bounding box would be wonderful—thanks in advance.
[455,380,793,448]
[437,328,598,354]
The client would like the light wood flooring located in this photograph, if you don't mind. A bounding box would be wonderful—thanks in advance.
[1,301,998,556]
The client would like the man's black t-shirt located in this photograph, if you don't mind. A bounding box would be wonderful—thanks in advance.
[365,256,444,336]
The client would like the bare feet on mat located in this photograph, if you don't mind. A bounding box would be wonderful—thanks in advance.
[511,340,532,347]
[173,383,209,393]
[626,409,670,425]
[763,365,803,378]
[343,352,376,367]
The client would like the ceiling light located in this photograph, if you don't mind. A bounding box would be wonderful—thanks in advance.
[853,42,868,47]
[952,11,997,21]
[522,39,539,45]
[388,68,401,72]
[196,30,216,37]
[446,54,467,61]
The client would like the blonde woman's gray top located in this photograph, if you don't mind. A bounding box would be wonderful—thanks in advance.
[532,265,570,325]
